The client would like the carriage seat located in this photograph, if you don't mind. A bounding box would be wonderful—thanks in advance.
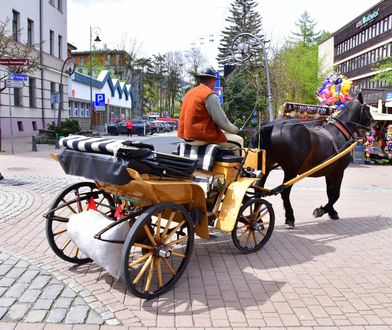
[58,135,197,184]
[177,142,243,171]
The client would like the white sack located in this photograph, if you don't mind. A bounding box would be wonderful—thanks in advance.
[67,210,130,279]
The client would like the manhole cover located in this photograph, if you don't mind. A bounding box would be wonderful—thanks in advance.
[7,167,29,171]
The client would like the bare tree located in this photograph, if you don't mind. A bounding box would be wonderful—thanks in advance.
[184,47,207,84]
[0,18,40,83]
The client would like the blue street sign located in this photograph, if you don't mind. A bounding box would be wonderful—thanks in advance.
[215,71,220,87]
[214,87,223,104]
[95,93,105,106]
[10,73,28,81]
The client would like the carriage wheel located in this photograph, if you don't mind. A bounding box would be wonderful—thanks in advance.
[231,198,275,253]
[46,181,115,264]
[121,202,194,299]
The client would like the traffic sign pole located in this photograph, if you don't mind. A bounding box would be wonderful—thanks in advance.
[8,73,14,155]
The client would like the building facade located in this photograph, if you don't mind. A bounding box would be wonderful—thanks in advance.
[69,70,133,131]
[319,0,392,109]
[0,0,68,138]
[72,49,143,118]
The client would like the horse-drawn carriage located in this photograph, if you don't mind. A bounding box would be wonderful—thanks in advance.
[44,94,372,299]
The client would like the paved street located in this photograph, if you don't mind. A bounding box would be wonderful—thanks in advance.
[1,136,392,329]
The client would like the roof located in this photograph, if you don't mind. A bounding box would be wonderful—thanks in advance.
[73,70,132,101]
[369,105,392,121]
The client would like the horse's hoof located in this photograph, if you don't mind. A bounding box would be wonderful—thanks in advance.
[313,207,325,218]
[285,221,295,229]
[329,213,339,220]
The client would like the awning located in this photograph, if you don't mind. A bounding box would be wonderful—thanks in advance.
[385,101,392,108]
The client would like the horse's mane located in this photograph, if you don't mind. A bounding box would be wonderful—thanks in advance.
[250,118,322,148]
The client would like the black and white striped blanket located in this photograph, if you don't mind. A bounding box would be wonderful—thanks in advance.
[60,135,127,154]
[178,143,220,171]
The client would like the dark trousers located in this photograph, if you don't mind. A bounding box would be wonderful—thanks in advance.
[127,129,132,137]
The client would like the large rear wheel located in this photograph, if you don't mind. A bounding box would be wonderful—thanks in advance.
[231,198,274,253]
[45,182,115,264]
[121,203,194,299]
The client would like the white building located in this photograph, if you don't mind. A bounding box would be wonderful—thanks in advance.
[69,70,133,131]
[0,0,67,138]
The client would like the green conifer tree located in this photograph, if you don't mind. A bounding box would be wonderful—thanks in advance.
[217,0,262,67]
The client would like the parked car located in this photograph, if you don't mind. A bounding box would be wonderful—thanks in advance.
[165,121,177,131]
[161,122,174,132]
[153,121,166,133]
[147,121,157,135]
[107,119,151,136]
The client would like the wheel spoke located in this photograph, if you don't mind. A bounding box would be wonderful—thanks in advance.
[53,228,67,236]
[143,225,156,246]
[252,231,257,246]
[242,215,251,223]
[160,211,176,239]
[133,255,153,285]
[134,243,154,250]
[171,251,185,258]
[163,257,176,276]
[129,252,153,267]
[75,190,83,212]
[165,236,188,247]
[256,208,269,221]
[72,246,79,258]
[61,239,72,251]
[255,230,266,237]
[156,258,163,288]
[162,221,185,243]
[144,258,155,292]
[245,230,251,247]
[239,228,249,241]
[155,213,162,241]
[62,198,77,214]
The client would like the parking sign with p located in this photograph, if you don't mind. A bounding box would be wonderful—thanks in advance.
[95,93,105,106]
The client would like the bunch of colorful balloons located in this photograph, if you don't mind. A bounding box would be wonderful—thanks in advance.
[316,74,353,111]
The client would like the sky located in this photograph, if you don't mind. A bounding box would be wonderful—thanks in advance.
[68,0,381,66]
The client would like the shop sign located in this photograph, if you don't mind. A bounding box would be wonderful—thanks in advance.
[356,8,380,29]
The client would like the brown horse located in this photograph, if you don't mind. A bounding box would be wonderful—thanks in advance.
[250,93,372,228]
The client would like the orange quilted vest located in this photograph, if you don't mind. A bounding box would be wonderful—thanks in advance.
[178,84,227,143]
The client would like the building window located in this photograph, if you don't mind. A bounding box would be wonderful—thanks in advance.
[50,30,54,55]
[14,88,22,106]
[12,10,19,41]
[32,121,37,131]
[17,121,24,132]
[27,19,34,45]
[57,0,62,11]
[50,82,56,109]
[58,35,62,58]
[74,101,79,117]
[29,77,36,108]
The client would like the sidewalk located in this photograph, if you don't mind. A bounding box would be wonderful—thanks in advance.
[1,138,392,329]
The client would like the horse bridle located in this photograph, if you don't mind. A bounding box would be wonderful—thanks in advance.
[330,103,372,140]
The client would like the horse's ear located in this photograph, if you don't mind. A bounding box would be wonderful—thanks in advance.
[357,92,364,104]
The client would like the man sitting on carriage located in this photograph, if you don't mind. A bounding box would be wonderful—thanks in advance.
[178,66,243,151]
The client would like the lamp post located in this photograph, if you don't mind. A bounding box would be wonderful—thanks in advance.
[57,56,76,127]
[89,26,101,130]
[231,33,274,122]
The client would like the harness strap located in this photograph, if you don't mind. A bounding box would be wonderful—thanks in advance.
[318,127,339,154]
[330,118,352,140]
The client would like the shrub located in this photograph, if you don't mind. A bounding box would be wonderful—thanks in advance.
[47,119,81,137]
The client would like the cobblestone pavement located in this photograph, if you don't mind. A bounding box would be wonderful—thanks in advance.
[1,139,392,329]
